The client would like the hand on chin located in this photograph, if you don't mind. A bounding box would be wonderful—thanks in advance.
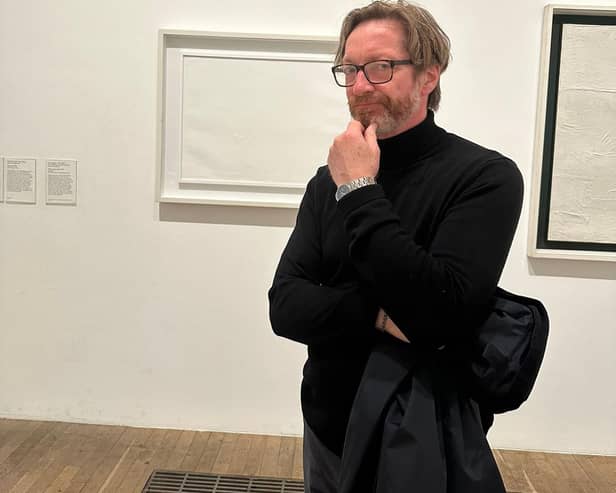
[355,111,381,132]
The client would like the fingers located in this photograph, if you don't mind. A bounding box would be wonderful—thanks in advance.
[364,123,377,141]
[329,120,380,186]
[364,123,380,155]
[334,120,366,147]
[346,119,365,135]
[346,119,379,141]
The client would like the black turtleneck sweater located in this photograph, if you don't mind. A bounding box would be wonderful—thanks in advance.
[268,112,523,456]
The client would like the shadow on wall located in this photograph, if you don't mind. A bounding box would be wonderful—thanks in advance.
[158,203,297,228]
[159,202,616,280]
[528,258,616,280]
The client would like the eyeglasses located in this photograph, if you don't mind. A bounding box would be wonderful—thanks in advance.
[331,59,413,87]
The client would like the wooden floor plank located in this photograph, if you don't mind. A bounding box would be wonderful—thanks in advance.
[43,465,79,493]
[179,430,210,471]
[61,424,126,493]
[226,434,254,475]
[144,428,183,473]
[594,455,616,492]
[493,449,528,493]
[21,423,95,493]
[529,451,572,493]
[162,430,196,471]
[0,421,58,480]
[79,426,144,493]
[132,428,183,490]
[291,436,304,480]
[195,431,225,472]
[496,449,533,493]
[115,428,168,493]
[96,427,153,492]
[258,435,282,477]
[20,422,84,493]
[0,422,69,492]
[211,433,239,474]
[0,419,23,457]
[575,455,616,493]
[552,453,602,493]
[0,418,20,434]
[1,418,614,493]
[51,424,108,492]
[241,434,266,477]
[277,436,296,478]
[0,420,43,468]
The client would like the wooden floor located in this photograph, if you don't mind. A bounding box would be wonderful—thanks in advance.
[0,419,614,493]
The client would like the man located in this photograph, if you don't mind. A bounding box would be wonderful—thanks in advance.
[269,1,523,491]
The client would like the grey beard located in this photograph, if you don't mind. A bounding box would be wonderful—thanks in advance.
[349,92,420,138]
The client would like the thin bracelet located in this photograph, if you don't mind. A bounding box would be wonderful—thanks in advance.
[380,312,389,332]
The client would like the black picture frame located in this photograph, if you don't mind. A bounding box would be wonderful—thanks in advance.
[529,6,616,261]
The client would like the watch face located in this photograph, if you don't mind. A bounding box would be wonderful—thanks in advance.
[335,183,350,201]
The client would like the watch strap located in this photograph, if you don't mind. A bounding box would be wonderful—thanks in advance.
[335,176,377,202]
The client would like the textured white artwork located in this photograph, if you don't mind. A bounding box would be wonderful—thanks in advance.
[548,24,616,243]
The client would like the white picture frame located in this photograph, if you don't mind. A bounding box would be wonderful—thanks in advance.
[528,5,616,262]
[0,157,4,203]
[157,30,346,208]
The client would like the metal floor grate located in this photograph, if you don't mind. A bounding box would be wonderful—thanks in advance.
[142,470,304,493]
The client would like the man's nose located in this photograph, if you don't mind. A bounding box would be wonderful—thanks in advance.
[351,70,375,95]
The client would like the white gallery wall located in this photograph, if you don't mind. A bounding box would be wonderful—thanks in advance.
[0,0,614,455]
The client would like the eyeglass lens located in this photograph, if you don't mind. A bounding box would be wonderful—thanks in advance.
[336,61,392,86]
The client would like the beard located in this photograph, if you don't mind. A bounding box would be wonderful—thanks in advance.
[348,89,421,138]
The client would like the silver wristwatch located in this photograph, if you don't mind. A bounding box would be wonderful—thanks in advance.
[335,176,377,202]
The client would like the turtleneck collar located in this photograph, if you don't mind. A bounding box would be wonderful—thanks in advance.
[377,110,445,170]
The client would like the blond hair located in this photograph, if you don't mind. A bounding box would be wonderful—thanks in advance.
[335,0,451,111]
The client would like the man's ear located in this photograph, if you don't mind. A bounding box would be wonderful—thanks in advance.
[419,65,441,97]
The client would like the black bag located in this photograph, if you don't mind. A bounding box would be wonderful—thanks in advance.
[338,288,549,492]
[340,338,508,493]
[465,287,549,414]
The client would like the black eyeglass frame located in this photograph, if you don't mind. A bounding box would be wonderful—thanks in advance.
[331,59,414,87]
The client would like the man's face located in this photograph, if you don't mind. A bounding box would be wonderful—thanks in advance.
[343,19,427,139]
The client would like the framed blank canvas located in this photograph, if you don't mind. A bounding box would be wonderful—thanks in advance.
[157,30,347,208]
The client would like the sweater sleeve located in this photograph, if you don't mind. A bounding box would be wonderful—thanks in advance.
[268,173,378,346]
[337,157,524,348]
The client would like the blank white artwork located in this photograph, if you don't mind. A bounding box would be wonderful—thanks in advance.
[159,32,347,207]
[5,158,36,204]
[180,54,347,187]
[548,24,616,244]
[46,159,77,205]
